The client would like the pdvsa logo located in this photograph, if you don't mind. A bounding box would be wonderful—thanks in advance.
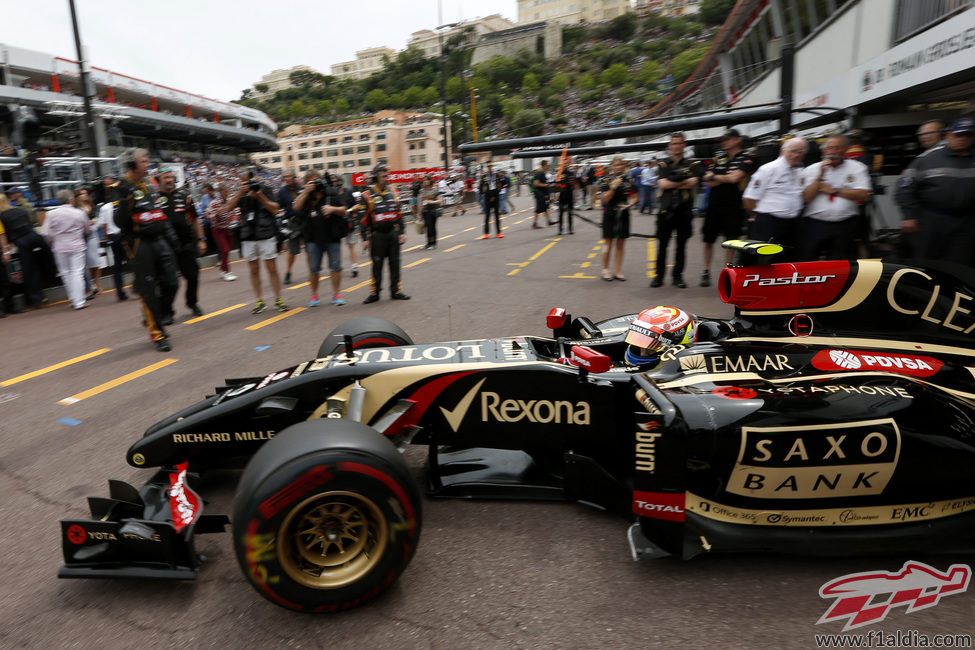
[812,350,943,377]
[818,561,970,631]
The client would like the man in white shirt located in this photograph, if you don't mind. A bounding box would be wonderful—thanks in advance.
[96,176,129,301]
[800,135,872,260]
[742,137,808,261]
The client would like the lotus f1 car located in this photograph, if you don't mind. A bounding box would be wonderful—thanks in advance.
[59,242,975,612]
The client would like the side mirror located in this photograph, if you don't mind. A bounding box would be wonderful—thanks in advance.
[570,345,611,375]
[547,307,568,330]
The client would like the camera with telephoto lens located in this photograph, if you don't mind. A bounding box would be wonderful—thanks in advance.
[248,180,262,192]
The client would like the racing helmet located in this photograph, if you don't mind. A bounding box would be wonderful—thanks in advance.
[624,306,697,365]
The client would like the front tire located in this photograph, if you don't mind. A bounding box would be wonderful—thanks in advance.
[318,317,412,358]
[232,420,421,612]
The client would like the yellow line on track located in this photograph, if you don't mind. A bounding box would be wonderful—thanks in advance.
[343,280,372,293]
[403,244,424,252]
[246,307,307,331]
[184,303,246,324]
[444,244,465,252]
[2,348,111,387]
[58,358,178,405]
[404,258,430,268]
[647,238,658,278]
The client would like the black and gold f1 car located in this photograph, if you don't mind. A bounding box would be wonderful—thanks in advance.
[58,244,975,612]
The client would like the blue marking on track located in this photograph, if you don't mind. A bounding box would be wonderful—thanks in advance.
[255,345,271,351]
[59,418,82,426]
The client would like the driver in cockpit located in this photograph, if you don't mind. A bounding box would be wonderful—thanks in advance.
[623,305,699,368]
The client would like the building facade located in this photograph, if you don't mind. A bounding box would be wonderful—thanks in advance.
[253,65,319,100]
[330,46,397,81]
[406,14,515,58]
[251,110,445,181]
[516,0,631,24]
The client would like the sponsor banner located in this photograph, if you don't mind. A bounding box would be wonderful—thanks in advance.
[680,353,794,375]
[687,493,975,527]
[812,349,943,377]
[727,419,901,499]
[722,261,851,311]
[351,168,448,186]
[856,10,975,104]
[633,490,686,521]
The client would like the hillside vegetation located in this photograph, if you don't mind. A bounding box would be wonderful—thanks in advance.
[238,5,729,143]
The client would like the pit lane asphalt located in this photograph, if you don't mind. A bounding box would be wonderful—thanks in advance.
[2,194,971,649]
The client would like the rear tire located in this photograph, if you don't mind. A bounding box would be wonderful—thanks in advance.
[232,420,421,612]
[318,317,412,358]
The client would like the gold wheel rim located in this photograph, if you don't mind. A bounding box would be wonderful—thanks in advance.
[278,491,388,589]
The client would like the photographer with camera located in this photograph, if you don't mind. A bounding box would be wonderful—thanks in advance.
[293,171,348,306]
[225,170,288,314]
[361,164,410,303]
[654,133,703,288]
[277,171,303,285]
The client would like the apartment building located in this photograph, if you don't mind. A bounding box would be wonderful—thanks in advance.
[406,14,515,58]
[252,65,320,100]
[251,110,445,180]
[330,46,398,81]
[516,0,631,24]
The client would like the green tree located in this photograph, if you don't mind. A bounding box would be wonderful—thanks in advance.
[317,99,333,115]
[636,60,664,86]
[509,108,546,137]
[562,25,590,52]
[289,69,326,88]
[575,72,595,90]
[289,100,311,118]
[254,83,269,95]
[671,46,709,83]
[388,92,405,109]
[550,72,571,94]
[700,0,737,25]
[334,97,351,114]
[402,85,424,108]
[501,96,524,121]
[617,83,638,100]
[365,88,389,111]
[598,14,637,41]
[421,86,440,107]
[600,63,628,87]
[521,72,540,94]
[444,77,464,103]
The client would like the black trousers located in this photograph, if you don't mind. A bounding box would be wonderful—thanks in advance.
[106,234,128,296]
[13,231,54,306]
[368,230,402,296]
[166,241,200,315]
[801,217,858,261]
[483,190,501,234]
[126,236,178,342]
[423,209,438,246]
[750,212,800,262]
[655,204,693,280]
[558,191,574,231]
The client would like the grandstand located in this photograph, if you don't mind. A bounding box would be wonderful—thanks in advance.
[0,42,276,199]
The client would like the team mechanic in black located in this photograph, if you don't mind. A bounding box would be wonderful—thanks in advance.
[896,116,975,266]
[157,167,205,321]
[361,165,410,304]
[699,129,756,287]
[113,148,179,352]
[654,132,703,289]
